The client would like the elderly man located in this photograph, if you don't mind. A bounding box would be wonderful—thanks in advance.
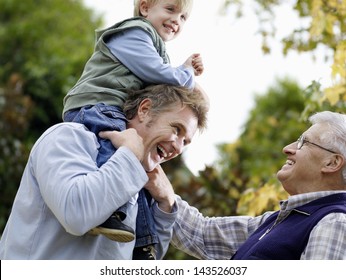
[147,111,346,259]
[0,84,208,259]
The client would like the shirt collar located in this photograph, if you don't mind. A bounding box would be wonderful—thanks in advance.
[280,190,346,211]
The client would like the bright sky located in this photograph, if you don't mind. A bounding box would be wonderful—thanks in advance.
[83,0,332,174]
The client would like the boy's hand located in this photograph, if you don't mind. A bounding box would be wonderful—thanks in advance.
[99,129,144,161]
[184,53,204,76]
[191,53,204,76]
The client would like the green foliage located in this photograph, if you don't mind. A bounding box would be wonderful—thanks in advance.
[0,0,102,232]
[301,79,346,120]
[0,0,101,138]
[223,0,346,114]
[0,74,33,231]
[215,78,307,214]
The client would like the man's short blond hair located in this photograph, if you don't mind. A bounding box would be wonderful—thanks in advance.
[133,0,193,17]
[124,84,208,132]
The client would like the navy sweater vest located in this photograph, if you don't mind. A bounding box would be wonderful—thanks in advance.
[231,193,346,260]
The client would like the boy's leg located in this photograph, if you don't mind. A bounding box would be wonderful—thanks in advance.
[65,104,134,242]
[132,189,159,260]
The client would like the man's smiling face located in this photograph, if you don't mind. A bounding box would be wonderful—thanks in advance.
[132,100,198,171]
[277,123,336,195]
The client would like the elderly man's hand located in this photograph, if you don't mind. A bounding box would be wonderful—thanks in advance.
[144,165,176,213]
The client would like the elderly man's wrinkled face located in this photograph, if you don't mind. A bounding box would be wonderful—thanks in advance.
[277,123,337,195]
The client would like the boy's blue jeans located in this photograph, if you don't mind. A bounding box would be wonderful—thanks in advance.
[63,103,159,251]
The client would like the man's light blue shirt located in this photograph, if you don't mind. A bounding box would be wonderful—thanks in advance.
[0,123,176,259]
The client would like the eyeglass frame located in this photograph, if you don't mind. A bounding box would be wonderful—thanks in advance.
[297,135,337,154]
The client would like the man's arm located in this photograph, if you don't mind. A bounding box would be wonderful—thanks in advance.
[34,124,148,236]
[302,213,346,259]
[145,165,177,259]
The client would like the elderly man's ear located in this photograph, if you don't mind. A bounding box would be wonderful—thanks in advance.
[322,154,345,173]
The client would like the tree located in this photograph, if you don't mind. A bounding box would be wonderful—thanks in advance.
[0,0,102,139]
[0,74,33,230]
[0,0,102,232]
[197,77,308,216]
[230,77,307,214]
[222,0,346,117]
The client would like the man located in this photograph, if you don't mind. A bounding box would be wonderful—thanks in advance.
[0,84,208,259]
[147,111,346,259]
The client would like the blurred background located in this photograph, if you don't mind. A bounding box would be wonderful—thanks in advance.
[1,0,345,259]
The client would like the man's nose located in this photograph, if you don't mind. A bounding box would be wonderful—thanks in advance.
[174,138,184,155]
[283,142,297,155]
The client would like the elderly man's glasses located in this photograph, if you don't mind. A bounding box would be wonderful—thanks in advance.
[297,135,337,154]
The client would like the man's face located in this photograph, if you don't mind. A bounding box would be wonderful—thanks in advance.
[142,0,190,42]
[132,101,198,171]
[277,123,334,195]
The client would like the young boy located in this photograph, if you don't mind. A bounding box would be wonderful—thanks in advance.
[63,0,203,259]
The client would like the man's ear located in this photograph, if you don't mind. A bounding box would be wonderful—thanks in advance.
[139,0,149,17]
[322,154,345,173]
[137,98,152,122]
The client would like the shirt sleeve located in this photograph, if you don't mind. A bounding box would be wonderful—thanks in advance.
[301,213,346,259]
[151,202,178,259]
[171,196,272,260]
[106,28,195,88]
[32,123,148,236]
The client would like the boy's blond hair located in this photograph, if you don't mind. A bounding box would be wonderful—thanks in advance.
[133,0,193,17]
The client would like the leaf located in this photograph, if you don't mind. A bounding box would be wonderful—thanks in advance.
[324,85,344,105]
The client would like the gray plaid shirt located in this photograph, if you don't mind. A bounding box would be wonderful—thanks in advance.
[171,191,346,259]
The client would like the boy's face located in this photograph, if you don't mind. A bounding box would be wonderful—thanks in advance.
[140,0,190,42]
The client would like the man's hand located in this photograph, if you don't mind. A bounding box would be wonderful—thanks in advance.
[99,129,144,161]
[144,165,176,213]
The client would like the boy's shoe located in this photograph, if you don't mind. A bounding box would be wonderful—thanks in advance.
[132,245,156,260]
[88,214,135,242]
